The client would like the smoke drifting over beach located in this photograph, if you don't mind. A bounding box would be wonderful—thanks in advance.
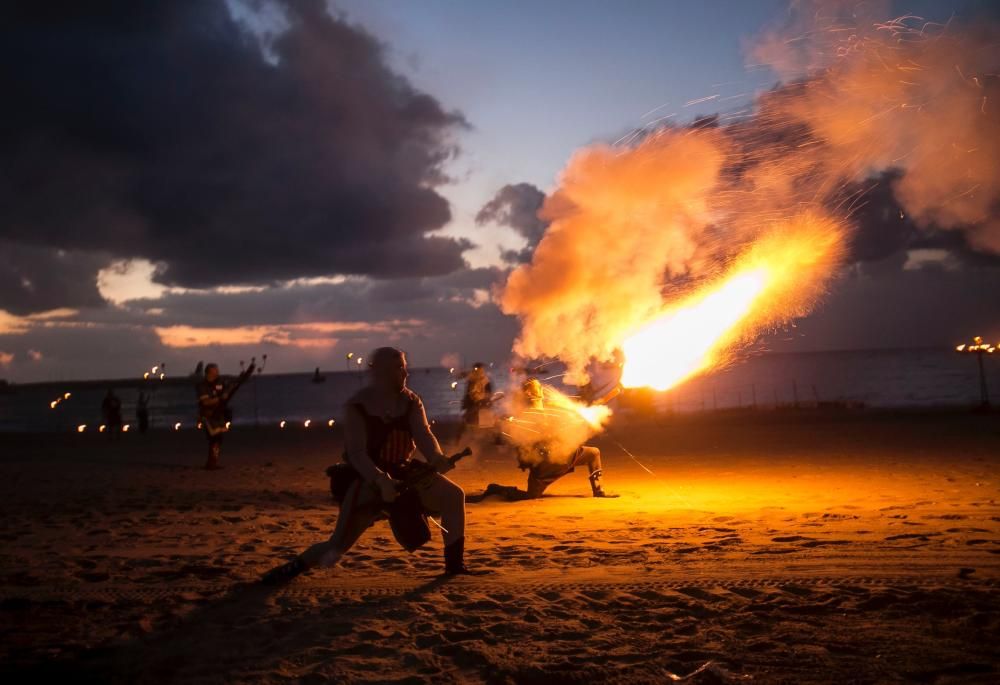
[500,6,1000,383]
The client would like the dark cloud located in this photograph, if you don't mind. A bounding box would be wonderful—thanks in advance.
[765,265,1000,352]
[477,183,547,264]
[0,0,471,308]
[842,171,1000,270]
[0,241,109,315]
[114,267,508,328]
[0,268,517,381]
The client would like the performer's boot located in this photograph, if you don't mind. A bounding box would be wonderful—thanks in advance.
[261,556,308,585]
[444,537,488,576]
[205,442,222,470]
[589,469,617,498]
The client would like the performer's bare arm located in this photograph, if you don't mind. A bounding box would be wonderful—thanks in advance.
[343,402,399,501]
[409,397,450,471]
[343,404,379,480]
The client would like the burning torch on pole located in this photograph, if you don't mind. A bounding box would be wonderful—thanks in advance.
[956,336,995,409]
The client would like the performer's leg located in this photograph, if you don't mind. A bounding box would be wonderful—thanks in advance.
[205,433,222,470]
[416,472,481,574]
[415,473,465,546]
[300,480,381,568]
[578,446,614,497]
[204,431,215,469]
[527,462,566,498]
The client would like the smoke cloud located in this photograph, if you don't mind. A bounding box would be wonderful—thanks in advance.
[501,7,1000,382]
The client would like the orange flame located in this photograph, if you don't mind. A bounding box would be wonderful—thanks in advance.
[621,214,845,392]
[621,269,768,391]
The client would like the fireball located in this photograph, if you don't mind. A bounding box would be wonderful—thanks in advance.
[620,213,845,392]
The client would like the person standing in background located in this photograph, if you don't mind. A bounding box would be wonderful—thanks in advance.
[136,391,150,433]
[101,388,123,441]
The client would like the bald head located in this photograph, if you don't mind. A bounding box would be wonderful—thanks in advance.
[369,347,408,393]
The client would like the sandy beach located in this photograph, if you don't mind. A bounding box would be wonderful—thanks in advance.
[1,410,998,683]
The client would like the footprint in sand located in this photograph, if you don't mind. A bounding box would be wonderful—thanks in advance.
[76,571,110,583]
[923,514,967,520]
[885,532,943,541]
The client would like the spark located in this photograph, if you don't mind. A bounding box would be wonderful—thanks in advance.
[683,94,720,107]
[611,438,654,476]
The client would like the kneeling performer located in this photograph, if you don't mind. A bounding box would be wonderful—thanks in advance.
[263,347,475,583]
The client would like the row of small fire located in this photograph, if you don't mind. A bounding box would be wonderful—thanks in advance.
[72,418,338,433]
[955,336,998,354]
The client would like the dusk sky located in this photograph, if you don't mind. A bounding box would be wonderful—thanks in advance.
[1,0,998,382]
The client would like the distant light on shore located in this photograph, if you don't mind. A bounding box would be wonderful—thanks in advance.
[77,424,86,433]
[122,424,130,432]
[174,422,181,431]
[327,419,335,427]
[99,425,106,433]
[304,419,311,428]
[279,420,286,429]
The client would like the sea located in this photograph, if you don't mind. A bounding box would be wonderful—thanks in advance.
[1,348,997,433]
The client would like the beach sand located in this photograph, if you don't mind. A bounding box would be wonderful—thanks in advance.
[1,410,998,683]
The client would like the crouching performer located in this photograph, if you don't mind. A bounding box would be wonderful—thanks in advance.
[518,378,614,498]
[263,347,478,584]
[471,378,617,502]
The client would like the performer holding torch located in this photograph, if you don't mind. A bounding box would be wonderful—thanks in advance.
[263,346,480,584]
[196,359,256,470]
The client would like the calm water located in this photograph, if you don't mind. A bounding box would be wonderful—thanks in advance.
[1,349,997,432]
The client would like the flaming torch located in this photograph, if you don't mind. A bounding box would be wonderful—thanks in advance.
[956,336,995,409]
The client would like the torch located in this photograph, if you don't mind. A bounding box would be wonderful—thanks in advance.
[955,336,995,409]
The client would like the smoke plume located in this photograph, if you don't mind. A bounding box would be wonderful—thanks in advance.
[501,8,1000,382]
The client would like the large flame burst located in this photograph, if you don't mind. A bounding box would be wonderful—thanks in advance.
[620,213,845,392]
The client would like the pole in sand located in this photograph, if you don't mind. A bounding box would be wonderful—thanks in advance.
[956,337,994,409]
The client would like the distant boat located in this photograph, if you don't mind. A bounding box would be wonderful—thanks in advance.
[311,368,326,384]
